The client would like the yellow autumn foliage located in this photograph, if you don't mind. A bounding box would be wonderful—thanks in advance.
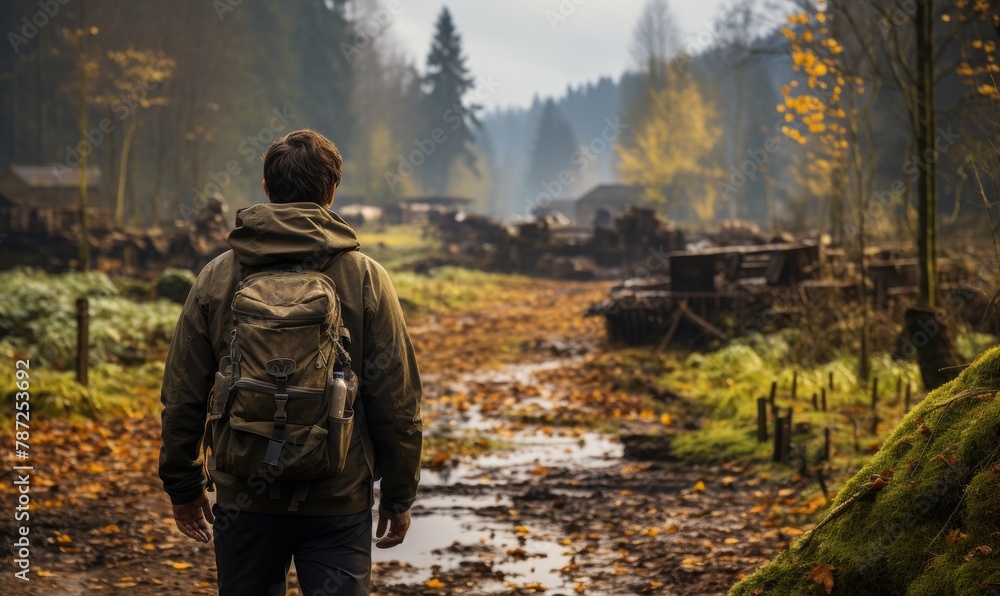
[616,60,719,220]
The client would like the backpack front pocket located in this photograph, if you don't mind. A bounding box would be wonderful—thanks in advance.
[219,411,331,480]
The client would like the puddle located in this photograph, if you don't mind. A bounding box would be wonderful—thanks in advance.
[373,356,622,592]
[421,432,622,487]
[372,495,576,591]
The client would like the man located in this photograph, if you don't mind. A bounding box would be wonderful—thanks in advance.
[159,129,422,595]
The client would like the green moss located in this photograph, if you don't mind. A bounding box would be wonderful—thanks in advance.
[731,347,1000,595]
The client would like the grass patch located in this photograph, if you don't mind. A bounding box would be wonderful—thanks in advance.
[356,224,443,271]
[0,361,164,422]
[391,267,531,316]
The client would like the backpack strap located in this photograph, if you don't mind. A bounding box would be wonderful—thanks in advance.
[262,358,296,467]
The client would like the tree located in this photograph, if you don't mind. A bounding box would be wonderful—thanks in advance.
[616,57,720,220]
[524,99,578,201]
[630,0,680,88]
[778,5,881,379]
[62,0,100,272]
[421,7,480,195]
[94,49,175,227]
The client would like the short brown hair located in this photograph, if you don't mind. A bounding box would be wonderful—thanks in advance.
[262,130,343,205]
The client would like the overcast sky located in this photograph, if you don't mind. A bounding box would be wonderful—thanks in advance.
[386,0,729,111]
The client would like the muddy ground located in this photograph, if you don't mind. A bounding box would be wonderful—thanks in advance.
[0,280,797,595]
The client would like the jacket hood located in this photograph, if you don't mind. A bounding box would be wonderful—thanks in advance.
[228,202,360,267]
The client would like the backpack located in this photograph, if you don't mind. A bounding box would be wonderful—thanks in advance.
[206,260,359,509]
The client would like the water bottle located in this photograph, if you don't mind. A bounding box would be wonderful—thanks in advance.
[329,371,348,419]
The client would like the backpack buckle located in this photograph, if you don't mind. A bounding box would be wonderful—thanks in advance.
[265,359,296,381]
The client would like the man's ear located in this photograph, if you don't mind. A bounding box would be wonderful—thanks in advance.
[261,179,269,199]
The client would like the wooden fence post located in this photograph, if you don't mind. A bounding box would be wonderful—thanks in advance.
[76,297,89,386]
[757,397,769,442]
[769,380,777,419]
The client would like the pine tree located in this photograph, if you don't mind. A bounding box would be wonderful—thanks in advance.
[421,7,480,195]
[524,99,578,201]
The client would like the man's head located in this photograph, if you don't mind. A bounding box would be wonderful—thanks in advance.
[261,129,343,206]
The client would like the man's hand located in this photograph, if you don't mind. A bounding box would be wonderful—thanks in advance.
[172,491,215,543]
[375,503,410,549]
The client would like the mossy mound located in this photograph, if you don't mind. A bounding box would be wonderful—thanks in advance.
[732,347,1000,595]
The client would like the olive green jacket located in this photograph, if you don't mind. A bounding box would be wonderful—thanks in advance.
[158,202,422,515]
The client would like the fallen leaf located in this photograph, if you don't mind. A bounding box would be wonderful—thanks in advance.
[806,563,835,594]
[426,578,445,589]
[171,562,191,570]
[693,480,706,492]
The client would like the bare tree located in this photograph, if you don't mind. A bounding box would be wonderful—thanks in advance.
[631,0,681,83]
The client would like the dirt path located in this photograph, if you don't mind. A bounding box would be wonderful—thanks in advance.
[1,280,788,595]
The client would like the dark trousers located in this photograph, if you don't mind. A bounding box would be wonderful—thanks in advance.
[212,505,372,596]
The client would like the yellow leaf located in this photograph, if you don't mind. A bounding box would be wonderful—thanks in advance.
[171,562,191,570]
[55,533,72,543]
[659,413,672,425]
[37,570,55,578]
[426,578,445,589]
[693,480,706,492]
[515,525,530,535]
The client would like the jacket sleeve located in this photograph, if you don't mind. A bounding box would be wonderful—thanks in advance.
[158,268,216,505]
[361,261,423,514]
